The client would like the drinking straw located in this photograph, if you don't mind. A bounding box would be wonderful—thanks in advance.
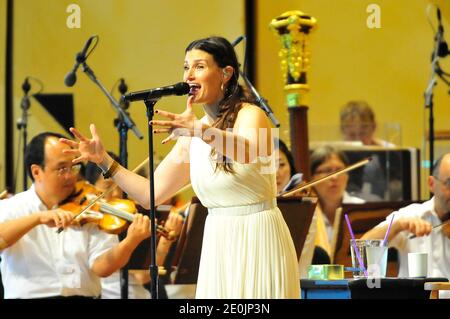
[344,214,368,276]
[382,214,395,246]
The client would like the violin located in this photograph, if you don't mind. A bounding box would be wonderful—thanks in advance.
[58,181,176,239]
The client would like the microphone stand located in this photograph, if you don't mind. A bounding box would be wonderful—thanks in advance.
[424,27,442,176]
[16,80,31,192]
[114,82,131,300]
[435,62,450,87]
[142,97,159,299]
[115,80,132,169]
[239,69,280,128]
[233,35,279,127]
[81,62,143,141]
[80,62,143,299]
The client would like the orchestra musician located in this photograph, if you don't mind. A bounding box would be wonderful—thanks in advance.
[0,132,150,299]
[310,145,365,259]
[84,153,184,298]
[362,153,450,298]
[83,153,150,299]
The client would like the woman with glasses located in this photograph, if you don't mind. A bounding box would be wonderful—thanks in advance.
[310,145,365,258]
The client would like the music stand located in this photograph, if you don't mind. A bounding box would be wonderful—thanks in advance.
[171,196,317,284]
[171,198,207,284]
[277,196,317,259]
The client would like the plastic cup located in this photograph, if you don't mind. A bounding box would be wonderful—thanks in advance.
[365,240,388,278]
[350,239,388,278]
[408,252,428,278]
[350,239,367,278]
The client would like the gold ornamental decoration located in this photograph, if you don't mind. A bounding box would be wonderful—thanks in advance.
[270,11,317,108]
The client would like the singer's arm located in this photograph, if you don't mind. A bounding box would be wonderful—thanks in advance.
[155,103,273,164]
[203,103,273,163]
[98,137,190,210]
[61,125,190,210]
[153,101,273,164]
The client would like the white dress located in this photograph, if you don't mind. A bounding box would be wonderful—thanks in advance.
[190,137,300,299]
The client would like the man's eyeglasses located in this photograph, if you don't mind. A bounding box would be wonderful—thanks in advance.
[433,176,450,188]
[51,164,82,177]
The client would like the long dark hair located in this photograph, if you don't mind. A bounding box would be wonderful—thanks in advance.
[186,36,254,172]
[275,138,297,177]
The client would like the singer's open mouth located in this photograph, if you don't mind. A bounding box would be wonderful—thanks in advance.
[188,83,201,95]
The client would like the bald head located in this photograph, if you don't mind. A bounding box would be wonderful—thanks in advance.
[432,154,450,178]
[429,153,450,219]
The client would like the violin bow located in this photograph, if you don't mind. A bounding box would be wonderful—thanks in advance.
[279,157,372,198]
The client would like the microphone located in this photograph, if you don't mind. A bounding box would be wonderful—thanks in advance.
[64,35,97,87]
[437,8,449,58]
[118,78,130,110]
[118,78,128,94]
[231,35,245,47]
[123,82,190,102]
[17,77,31,129]
[20,77,31,111]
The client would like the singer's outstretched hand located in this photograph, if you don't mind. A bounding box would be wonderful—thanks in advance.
[151,95,203,144]
[60,124,107,164]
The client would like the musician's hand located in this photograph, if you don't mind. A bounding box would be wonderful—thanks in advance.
[60,124,107,165]
[126,214,151,244]
[164,211,184,240]
[150,95,203,144]
[37,209,74,229]
[398,217,432,237]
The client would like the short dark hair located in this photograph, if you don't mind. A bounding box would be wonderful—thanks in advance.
[275,138,297,177]
[84,151,121,185]
[310,145,349,174]
[25,132,67,181]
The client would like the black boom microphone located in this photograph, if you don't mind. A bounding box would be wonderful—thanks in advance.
[437,8,449,58]
[64,35,97,87]
[20,77,31,111]
[231,35,245,47]
[123,82,190,102]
